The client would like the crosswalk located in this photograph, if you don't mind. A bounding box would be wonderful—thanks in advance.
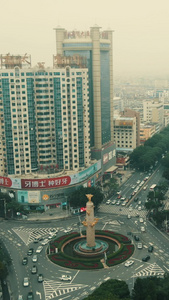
[99,204,147,218]
[43,279,88,300]
[12,227,59,245]
[133,263,165,278]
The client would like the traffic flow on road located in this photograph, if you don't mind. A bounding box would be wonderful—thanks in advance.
[0,165,169,300]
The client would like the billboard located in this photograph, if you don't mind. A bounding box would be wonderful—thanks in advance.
[0,161,101,190]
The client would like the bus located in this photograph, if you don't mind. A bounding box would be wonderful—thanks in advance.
[150,184,157,191]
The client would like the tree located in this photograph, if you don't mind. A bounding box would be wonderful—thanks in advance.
[69,186,103,210]
[84,279,130,300]
[0,261,8,280]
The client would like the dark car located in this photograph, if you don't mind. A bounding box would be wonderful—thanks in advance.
[31,265,37,274]
[148,246,154,253]
[22,257,28,265]
[37,274,44,283]
[134,235,139,241]
[27,292,34,300]
[27,248,34,256]
[142,255,150,262]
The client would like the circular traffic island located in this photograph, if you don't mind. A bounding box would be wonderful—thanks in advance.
[47,230,134,270]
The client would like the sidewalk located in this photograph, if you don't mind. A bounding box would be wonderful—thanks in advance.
[25,208,70,222]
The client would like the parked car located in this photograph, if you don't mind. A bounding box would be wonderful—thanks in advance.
[111,200,116,205]
[22,257,28,265]
[139,218,144,223]
[23,277,29,287]
[18,296,23,300]
[125,260,134,267]
[148,245,154,252]
[142,255,150,262]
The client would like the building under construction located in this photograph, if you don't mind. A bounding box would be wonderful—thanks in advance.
[0,53,31,69]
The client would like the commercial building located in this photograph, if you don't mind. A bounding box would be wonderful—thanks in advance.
[54,25,114,156]
[113,116,136,152]
[143,99,164,129]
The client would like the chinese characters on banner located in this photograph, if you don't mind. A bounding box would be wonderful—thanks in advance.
[21,176,71,189]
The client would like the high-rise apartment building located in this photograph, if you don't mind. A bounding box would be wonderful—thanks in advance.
[54,25,114,154]
[0,63,90,176]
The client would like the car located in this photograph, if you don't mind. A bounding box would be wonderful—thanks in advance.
[31,265,37,274]
[136,180,141,184]
[64,227,72,233]
[127,214,131,219]
[37,273,44,283]
[117,195,122,199]
[121,197,126,201]
[125,260,134,267]
[134,235,139,241]
[141,226,146,232]
[111,200,116,205]
[137,242,143,249]
[27,248,34,256]
[138,201,142,205]
[22,257,28,265]
[27,292,34,300]
[143,185,147,190]
[106,199,111,205]
[122,202,126,206]
[116,201,120,205]
[142,255,150,262]
[36,246,43,253]
[148,245,154,252]
[138,206,142,211]
[134,197,139,202]
[131,185,135,189]
[139,218,144,223]
[23,277,29,287]
[117,190,121,195]
[33,239,39,243]
[32,255,38,263]
[41,239,49,245]
[60,275,72,281]
[18,296,23,300]
[129,207,133,212]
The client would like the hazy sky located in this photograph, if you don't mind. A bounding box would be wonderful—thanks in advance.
[1,0,169,77]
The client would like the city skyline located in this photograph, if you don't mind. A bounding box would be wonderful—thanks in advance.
[1,0,169,77]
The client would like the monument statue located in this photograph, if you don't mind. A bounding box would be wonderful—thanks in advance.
[82,194,99,247]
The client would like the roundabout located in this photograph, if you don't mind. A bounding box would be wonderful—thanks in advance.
[47,194,134,270]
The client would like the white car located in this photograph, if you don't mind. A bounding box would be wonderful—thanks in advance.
[137,180,141,184]
[141,226,146,232]
[122,202,126,206]
[116,201,120,205]
[125,260,134,267]
[41,239,49,245]
[106,200,111,205]
[32,254,38,262]
[23,277,29,287]
[64,227,72,233]
[138,206,142,211]
[139,218,144,223]
[60,275,72,281]
[36,246,43,253]
[137,242,143,249]
[111,200,116,205]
